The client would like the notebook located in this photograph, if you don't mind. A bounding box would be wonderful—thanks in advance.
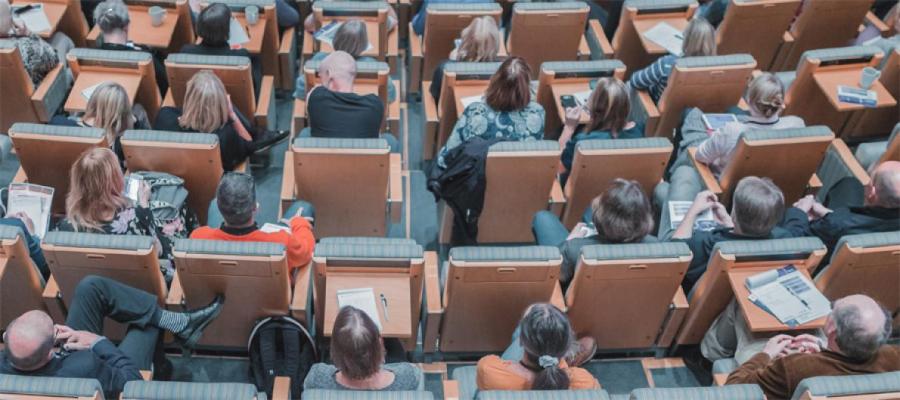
[336,287,383,331]
[228,17,250,47]
[642,22,683,56]
[13,4,51,34]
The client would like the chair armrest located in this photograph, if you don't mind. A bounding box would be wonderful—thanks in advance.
[255,75,277,131]
[423,251,443,353]
[13,166,28,183]
[549,179,566,217]
[771,31,795,71]
[409,23,423,94]
[140,370,153,380]
[422,81,439,160]
[409,22,423,58]
[688,148,723,195]
[550,281,567,312]
[443,380,459,400]
[30,64,66,122]
[302,29,314,59]
[586,20,614,59]
[830,139,871,186]
[281,150,296,207]
[42,275,60,300]
[161,88,176,109]
[271,376,291,400]
[166,273,185,308]
[42,275,66,323]
[864,11,890,35]
[713,373,728,386]
[657,286,689,348]
[279,27,298,91]
[389,153,403,223]
[630,87,660,135]
[293,99,306,135]
[807,173,822,196]
[577,35,590,61]
[290,264,311,327]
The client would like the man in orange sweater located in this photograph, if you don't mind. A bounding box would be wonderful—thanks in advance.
[191,172,316,281]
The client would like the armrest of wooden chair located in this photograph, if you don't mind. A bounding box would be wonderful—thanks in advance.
[771,31,795,71]
[302,29,315,60]
[549,179,566,217]
[422,80,439,160]
[293,99,306,135]
[161,88,176,108]
[409,22,423,94]
[657,286,689,348]
[165,273,185,309]
[443,380,459,400]
[389,153,403,223]
[42,275,66,323]
[830,139,872,186]
[271,376,291,400]
[585,20,614,59]
[140,370,153,380]
[550,281,567,313]
[423,251,443,353]
[290,264,312,327]
[255,75,277,131]
[280,151,296,219]
[863,11,890,36]
[30,64,66,122]
[713,373,728,386]
[807,173,823,196]
[278,27,298,91]
[688,148,723,195]
[631,88,660,135]
[577,35,590,61]
[12,167,28,183]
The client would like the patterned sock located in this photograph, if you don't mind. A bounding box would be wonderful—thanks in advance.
[155,310,189,333]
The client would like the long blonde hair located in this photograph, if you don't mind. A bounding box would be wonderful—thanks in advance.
[456,16,500,62]
[65,147,129,231]
[178,70,229,133]
[682,17,716,58]
[586,77,630,136]
[84,82,133,146]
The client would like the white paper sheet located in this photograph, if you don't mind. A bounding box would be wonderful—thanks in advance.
[81,81,108,101]
[228,17,250,47]
[642,22,684,56]
[746,265,832,325]
[336,287,382,331]
[668,200,715,230]
[14,4,51,34]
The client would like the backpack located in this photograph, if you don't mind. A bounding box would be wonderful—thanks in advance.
[131,171,199,241]
[248,316,318,399]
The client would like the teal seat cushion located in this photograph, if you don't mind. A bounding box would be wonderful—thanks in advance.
[0,374,102,397]
[123,381,259,400]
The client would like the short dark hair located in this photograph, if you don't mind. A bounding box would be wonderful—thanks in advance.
[592,179,654,243]
[731,176,784,237]
[833,303,892,362]
[484,57,532,112]
[216,172,256,227]
[197,3,232,47]
[519,303,573,390]
[330,306,383,380]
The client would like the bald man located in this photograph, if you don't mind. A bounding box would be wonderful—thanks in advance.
[726,295,899,399]
[0,276,223,398]
[793,160,900,253]
[305,51,398,150]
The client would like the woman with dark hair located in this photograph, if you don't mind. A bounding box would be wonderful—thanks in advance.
[180,3,261,94]
[477,303,599,391]
[435,56,545,168]
[304,306,421,391]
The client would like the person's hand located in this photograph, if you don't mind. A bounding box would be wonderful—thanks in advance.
[56,328,101,351]
[791,334,824,354]
[763,334,794,359]
[689,190,718,215]
[53,324,73,346]
[809,201,832,220]
[793,195,815,213]
[12,19,29,36]
[710,202,733,228]
[563,107,582,128]
[566,222,589,240]
[9,212,35,235]
[138,181,151,208]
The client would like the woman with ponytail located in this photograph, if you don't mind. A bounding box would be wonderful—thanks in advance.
[693,72,805,177]
[476,303,600,391]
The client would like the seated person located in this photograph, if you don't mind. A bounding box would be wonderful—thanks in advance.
[436,56,545,168]
[429,16,501,105]
[629,17,717,104]
[557,77,644,183]
[185,0,298,30]
[663,175,806,292]
[191,172,315,283]
[477,303,599,391]
[0,215,48,279]
[0,0,71,85]
[56,148,177,278]
[305,51,399,151]
[180,3,261,94]
[304,4,397,35]
[532,179,655,286]
[0,276,223,398]
[50,82,149,170]
[304,306,420,391]
[725,294,899,400]
[92,0,168,94]
[691,73,805,177]
[153,70,257,172]
[412,0,493,36]
[792,161,900,255]
[294,19,396,103]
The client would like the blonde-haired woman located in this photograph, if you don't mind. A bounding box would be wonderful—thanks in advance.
[153,70,255,171]
[557,77,644,182]
[629,16,716,103]
[51,82,148,169]
[693,72,805,177]
[430,16,501,104]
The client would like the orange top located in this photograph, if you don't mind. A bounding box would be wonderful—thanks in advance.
[190,217,316,281]
[476,355,600,391]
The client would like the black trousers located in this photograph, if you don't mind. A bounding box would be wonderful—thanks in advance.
[65,276,162,370]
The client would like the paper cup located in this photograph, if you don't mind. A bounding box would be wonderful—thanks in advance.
[859,67,881,90]
[245,5,259,25]
[149,6,166,27]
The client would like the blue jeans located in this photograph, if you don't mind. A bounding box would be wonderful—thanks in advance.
[206,199,315,228]
[531,207,593,247]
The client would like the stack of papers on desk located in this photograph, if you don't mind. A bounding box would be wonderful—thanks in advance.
[642,22,683,56]
[745,265,831,327]
[13,4,51,34]
[837,85,878,107]
[336,287,382,331]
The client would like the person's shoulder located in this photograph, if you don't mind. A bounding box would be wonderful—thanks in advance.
[384,363,421,389]
[566,366,600,389]
[524,101,545,113]
[477,355,510,372]
[303,363,339,389]
[189,226,220,239]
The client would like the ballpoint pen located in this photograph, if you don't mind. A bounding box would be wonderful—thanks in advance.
[380,293,390,321]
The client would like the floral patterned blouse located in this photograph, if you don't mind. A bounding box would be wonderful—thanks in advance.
[6,34,59,86]
[437,101,545,168]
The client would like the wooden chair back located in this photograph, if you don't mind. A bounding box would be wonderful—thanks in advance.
[422,3,502,84]
[507,2,589,78]
[771,0,874,71]
[716,0,801,70]
[165,54,258,123]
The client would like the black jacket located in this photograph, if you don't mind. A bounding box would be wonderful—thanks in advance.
[804,206,900,259]
[0,339,141,398]
[153,106,255,172]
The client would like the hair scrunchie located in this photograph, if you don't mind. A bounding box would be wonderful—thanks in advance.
[538,355,559,369]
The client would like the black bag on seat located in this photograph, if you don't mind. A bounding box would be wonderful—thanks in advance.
[248,316,317,399]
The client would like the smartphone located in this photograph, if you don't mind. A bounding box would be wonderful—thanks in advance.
[125,175,143,202]
[560,94,577,109]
